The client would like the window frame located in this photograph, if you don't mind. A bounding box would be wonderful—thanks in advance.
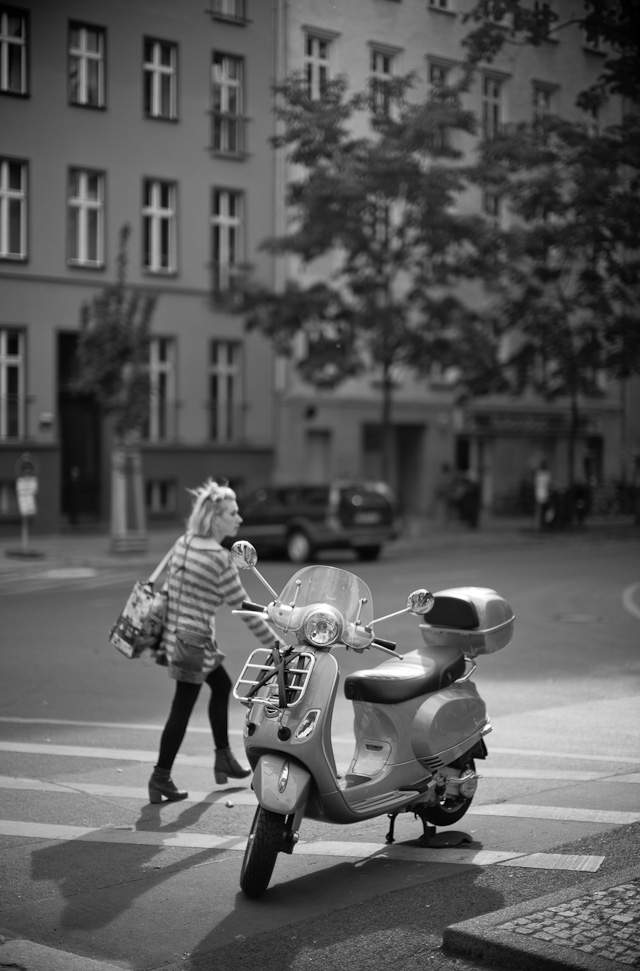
[67,167,105,268]
[211,51,245,155]
[142,177,178,274]
[0,326,25,440]
[146,336,176,442]
[482,73,505,141]
[68,20,106,109]
[304,31,333,100]
[211,187,243,295]
[0,156,27,260]
[369,46,395,120]
[0,4,28,96]
[208,339,244,443]
[209,0,247,24]
[143,36,178,121]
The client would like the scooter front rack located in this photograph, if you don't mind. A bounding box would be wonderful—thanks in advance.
[233,648,316,708]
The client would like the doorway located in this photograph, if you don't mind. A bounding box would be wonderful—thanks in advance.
[57,332,102,523]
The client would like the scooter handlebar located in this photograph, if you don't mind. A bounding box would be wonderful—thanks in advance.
[239,600,267,613]
[371,636,397,652]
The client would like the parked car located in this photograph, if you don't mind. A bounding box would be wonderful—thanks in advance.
[233,481,399,562]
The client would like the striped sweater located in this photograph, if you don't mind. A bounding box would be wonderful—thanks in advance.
[160,533,277,682]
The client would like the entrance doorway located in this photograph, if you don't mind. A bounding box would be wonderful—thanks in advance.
[57,332,102,524]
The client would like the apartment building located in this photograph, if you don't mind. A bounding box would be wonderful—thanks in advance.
[1,0,634,534]
[0,0,278,533]
[270,0,632,514]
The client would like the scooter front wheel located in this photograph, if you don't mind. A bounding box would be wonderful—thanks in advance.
[240,806,286,898]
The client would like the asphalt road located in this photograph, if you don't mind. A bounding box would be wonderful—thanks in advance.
[0,533,639,970]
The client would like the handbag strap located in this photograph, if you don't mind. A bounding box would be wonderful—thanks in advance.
[175,535,192,612]
[146,544,176,585]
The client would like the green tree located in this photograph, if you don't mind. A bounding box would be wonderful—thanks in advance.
[75,224,157,549]
[471,111,640,488]
[461,0,640,495]
[461,0,640,109]
[238,73,500,480]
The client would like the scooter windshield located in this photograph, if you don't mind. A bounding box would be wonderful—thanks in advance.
[275,566,374,637]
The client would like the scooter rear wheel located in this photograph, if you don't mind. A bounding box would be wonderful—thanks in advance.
[240,806,286,898]
[424,759,476,826]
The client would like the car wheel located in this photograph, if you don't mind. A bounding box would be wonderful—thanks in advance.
[356,545,381,561]
[286,530,312,563]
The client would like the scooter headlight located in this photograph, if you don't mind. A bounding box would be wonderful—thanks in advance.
[302,606,342,647]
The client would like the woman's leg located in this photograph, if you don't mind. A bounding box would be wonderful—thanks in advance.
[206,665,232,750]
[157,680,201,771]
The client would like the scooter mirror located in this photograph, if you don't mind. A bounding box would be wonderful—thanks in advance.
[407,589,434,615]
[231,540,258,570]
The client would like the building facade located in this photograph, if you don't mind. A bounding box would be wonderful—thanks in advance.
[0,0,278,533]
[1,0,636,534]
[270,0,635,517]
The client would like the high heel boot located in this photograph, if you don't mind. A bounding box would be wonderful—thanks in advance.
[214,747,251,784]
[148,766,188,804]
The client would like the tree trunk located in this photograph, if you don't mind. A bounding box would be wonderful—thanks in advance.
[110,436,148,553]
[380,360,394,485]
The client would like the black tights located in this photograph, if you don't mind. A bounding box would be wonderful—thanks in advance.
[157,666,232,772]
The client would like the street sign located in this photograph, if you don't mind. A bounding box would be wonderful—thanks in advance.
[15,453,38,518]
[16,476,38,517]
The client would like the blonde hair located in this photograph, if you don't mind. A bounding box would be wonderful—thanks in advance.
[186,478,236,537]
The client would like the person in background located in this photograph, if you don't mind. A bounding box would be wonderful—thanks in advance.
[148,477,283,804]
[534,460,552,532]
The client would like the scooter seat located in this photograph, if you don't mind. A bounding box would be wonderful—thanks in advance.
[343,646,467,705]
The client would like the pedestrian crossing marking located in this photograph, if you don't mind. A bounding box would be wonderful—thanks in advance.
[0,776,638,825]
[0,819,605,872]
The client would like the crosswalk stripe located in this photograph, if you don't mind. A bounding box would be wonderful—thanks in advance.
[1,742,638,785]
[1,775,638,825]
[0,819,604,871]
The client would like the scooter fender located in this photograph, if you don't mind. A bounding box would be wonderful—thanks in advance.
[253,753,312,816]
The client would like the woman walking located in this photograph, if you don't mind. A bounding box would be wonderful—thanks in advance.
[148,478,282,804]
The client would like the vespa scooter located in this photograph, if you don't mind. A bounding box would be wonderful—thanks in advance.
[230,540,514,898]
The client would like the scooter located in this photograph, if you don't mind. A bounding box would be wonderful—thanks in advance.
[230,540,514,898]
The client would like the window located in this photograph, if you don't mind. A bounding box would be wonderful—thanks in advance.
[305,33,330,99]
[210,0,246,21]
[0,327,24,439]
[142,179,177,273]
[209,340,243,442]
[482,75,503,141]
[143,38,177,120]
[68,169,104,266]
[483,189,502,226]
[370,48,394,119]
[211,188,242,294]
[146,337,175,441]
[429,60,450,91]
[212,53,244,154]
[69,22,106,107]
[146,478,177,514]
[0,5,27,95]
[0,157,26,259]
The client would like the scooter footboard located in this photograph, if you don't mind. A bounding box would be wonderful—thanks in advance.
[253,754,312,816]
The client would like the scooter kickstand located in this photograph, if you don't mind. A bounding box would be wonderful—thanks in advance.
[415,809,437,846]
[385,813,398,844]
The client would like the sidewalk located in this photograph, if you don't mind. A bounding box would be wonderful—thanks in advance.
[1,513,637,576]
[444,863,640,971]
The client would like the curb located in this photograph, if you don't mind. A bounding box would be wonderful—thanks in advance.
[443,865,640,971]
[0,937,129,971]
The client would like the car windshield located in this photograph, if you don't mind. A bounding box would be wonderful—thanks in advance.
[277,566,374,629]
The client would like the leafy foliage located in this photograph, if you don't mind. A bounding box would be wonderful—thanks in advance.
[75,225,156,439]
[238,73,502,399]
[462,0,640,109]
